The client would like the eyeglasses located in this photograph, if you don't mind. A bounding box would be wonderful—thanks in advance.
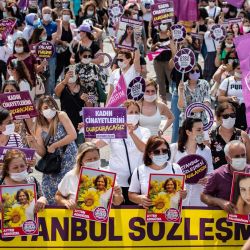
[117,59,124,62]
[152,148,168,155]
[190,69,199,74]
[83,55,92,58]
[221,113,236,119]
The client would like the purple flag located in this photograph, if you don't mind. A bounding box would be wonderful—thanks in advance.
[226,0,244,8]
[174,0,198,21]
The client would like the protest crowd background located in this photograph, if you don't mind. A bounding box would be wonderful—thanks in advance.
[0,0,250,248]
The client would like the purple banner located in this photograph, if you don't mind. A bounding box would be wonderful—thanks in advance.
[151,1,174,25]
[226,0,244,8]
[173,0,198,21]
[234,34,250,128]
[36,41,55,60]
[0,91,38,120]
[83,107,127,139]
[0,146,35,163]
[177,154,208,184]
[0,18,17,42]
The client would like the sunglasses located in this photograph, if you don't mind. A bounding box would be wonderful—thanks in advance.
[222,113,236,119]
[83,55,92,58]
[117,59,124,62]
[190,69,199,74]
[152,148,168,155]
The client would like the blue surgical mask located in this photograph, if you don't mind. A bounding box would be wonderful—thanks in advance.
[189,72,200,81]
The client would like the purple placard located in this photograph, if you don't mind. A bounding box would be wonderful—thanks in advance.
[185,102,214,131]
[151,1,174,25]
[177,154,208,184]
[127,77,146,101]
[171,25,186,43]
[0,146,35,163]
[36,41,55,60]
[94,53,113,69]
[226,0,244,8]
[211,24,226,42]
[174,48,196,73]
[83,107,127,139]
[108,4,124,19]
[0,91,38,120]
[0,18,17,42]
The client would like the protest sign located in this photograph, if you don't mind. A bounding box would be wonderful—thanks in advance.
[0,91,38,120]
[127,77,146,101]
[108,4,124,20]
[228,172,250,225]
[106,74,127,108]
[211,24,226,42]
[116,17,143,51]
[171,25,186,43]
[177,155,208,184]
[226,0,244,8]
[190,33,204,54]
[174,48,196,73]
[151,1,174,25]
[36,41,55,60]
[0,184,38,238]
[73,167,116,223]
[146,173,185,223]
[94,53,113,69]
[0,147,35,163]
[173,0,198,21]
[185,102,214,131]
[83,107,127,139]
[0,18,17,42]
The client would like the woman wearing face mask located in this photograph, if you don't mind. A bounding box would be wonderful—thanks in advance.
[0,149,47,212]
[210,102,250,170]
[128,136,187,208]
[55,8,74,82]
[23,13,41,42]
[170,117,214,206]
[94,100,151,205]
[151,22,176,101]
[178,63,211,135]
[55,142,124,209]
[26,96,77,205]
[217,61,247,131]
[138,79,174,136]
[241,18,250,34]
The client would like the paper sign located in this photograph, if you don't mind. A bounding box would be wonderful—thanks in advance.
[190,33,204,54]
[151,1,174,25]
[108,4,124,19]
[0,147,35,163]
[0,18,17,42]
[127,77,146,101]
[36,41,55,60]
[83,107,127,139]
[177,155,208,184]
[146,173,185,223]
[174,48,196,73]
[171,25,186,43]
[211,24,226,42]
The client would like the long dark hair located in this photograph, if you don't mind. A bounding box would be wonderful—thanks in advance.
[232,174,250,205]
[29,26,45,44]
[13,37,30,53]
[118,25,135,48]
[178,117,205,152]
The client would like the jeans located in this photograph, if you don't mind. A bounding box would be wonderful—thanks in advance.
[171,82,180,143]
[48,56,57,95]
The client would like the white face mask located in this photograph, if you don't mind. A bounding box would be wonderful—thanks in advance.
[209,2,215,7]
[2,123,15,135]
[231,158,247,171]
[160,24,167,32]
[152,154,169,167]
[42,108,57,119]
[12,5,17,13]
[195,134,204,144]
[243,26,250,33]
[15,46,23,53]
[81,58,91,64]
[84,159,101,169]
[118,61,127,70]
[222,117,236,129]
[7,69,13,76]
[113,0,119,4]
[132,14,138,19]
[33,19,39,26]
[144,94,157,102]
[225,43,233,48]
[40,35,47,41]
[234,72,242,79]
[62,3,68,8]
[62,14,70,22]
[10,170,29,182]
[127,114,140,126]
[87,10,94,16]
[43,13,51,22]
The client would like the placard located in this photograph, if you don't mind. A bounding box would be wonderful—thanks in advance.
[0,18,17,42]
[36,41,55,60]
[83,107,127,139]
[146,173,185,223]
[73,167,116,223]
[108,4,124,19]
[0,91,38,120]
[211,24,226,42]
[94,53,113,69]
[127,77,146,101]
[185,102,214,131]
[116,17,143,51]
[0,147,35,163]
[0,184,38,237]
[177,154,208,184]
[151,1,174,25]
[174,48,196,73]
[190,33,203,54]
[171,25,186,43]
[228,172,250,225]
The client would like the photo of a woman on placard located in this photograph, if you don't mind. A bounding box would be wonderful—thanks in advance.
[232,174,250,215]
[118,24,135,49]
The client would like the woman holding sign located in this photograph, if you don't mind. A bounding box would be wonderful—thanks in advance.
[170,117,214,206]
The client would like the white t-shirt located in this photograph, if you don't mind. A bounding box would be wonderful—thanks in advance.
[129,163,183,195]
[141,0,154,21]
[108,64,139,88]
[204,31,220,52]
[170,143,214,206]
[219,76,244,104]
[105,126,151,187]
[205,6,221,19]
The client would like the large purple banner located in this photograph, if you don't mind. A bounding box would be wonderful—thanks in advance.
[83,107,127,139]
[173,0,198,21]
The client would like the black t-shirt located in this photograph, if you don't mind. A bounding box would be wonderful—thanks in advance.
[210,126,242,170]
[60,86,85,129]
